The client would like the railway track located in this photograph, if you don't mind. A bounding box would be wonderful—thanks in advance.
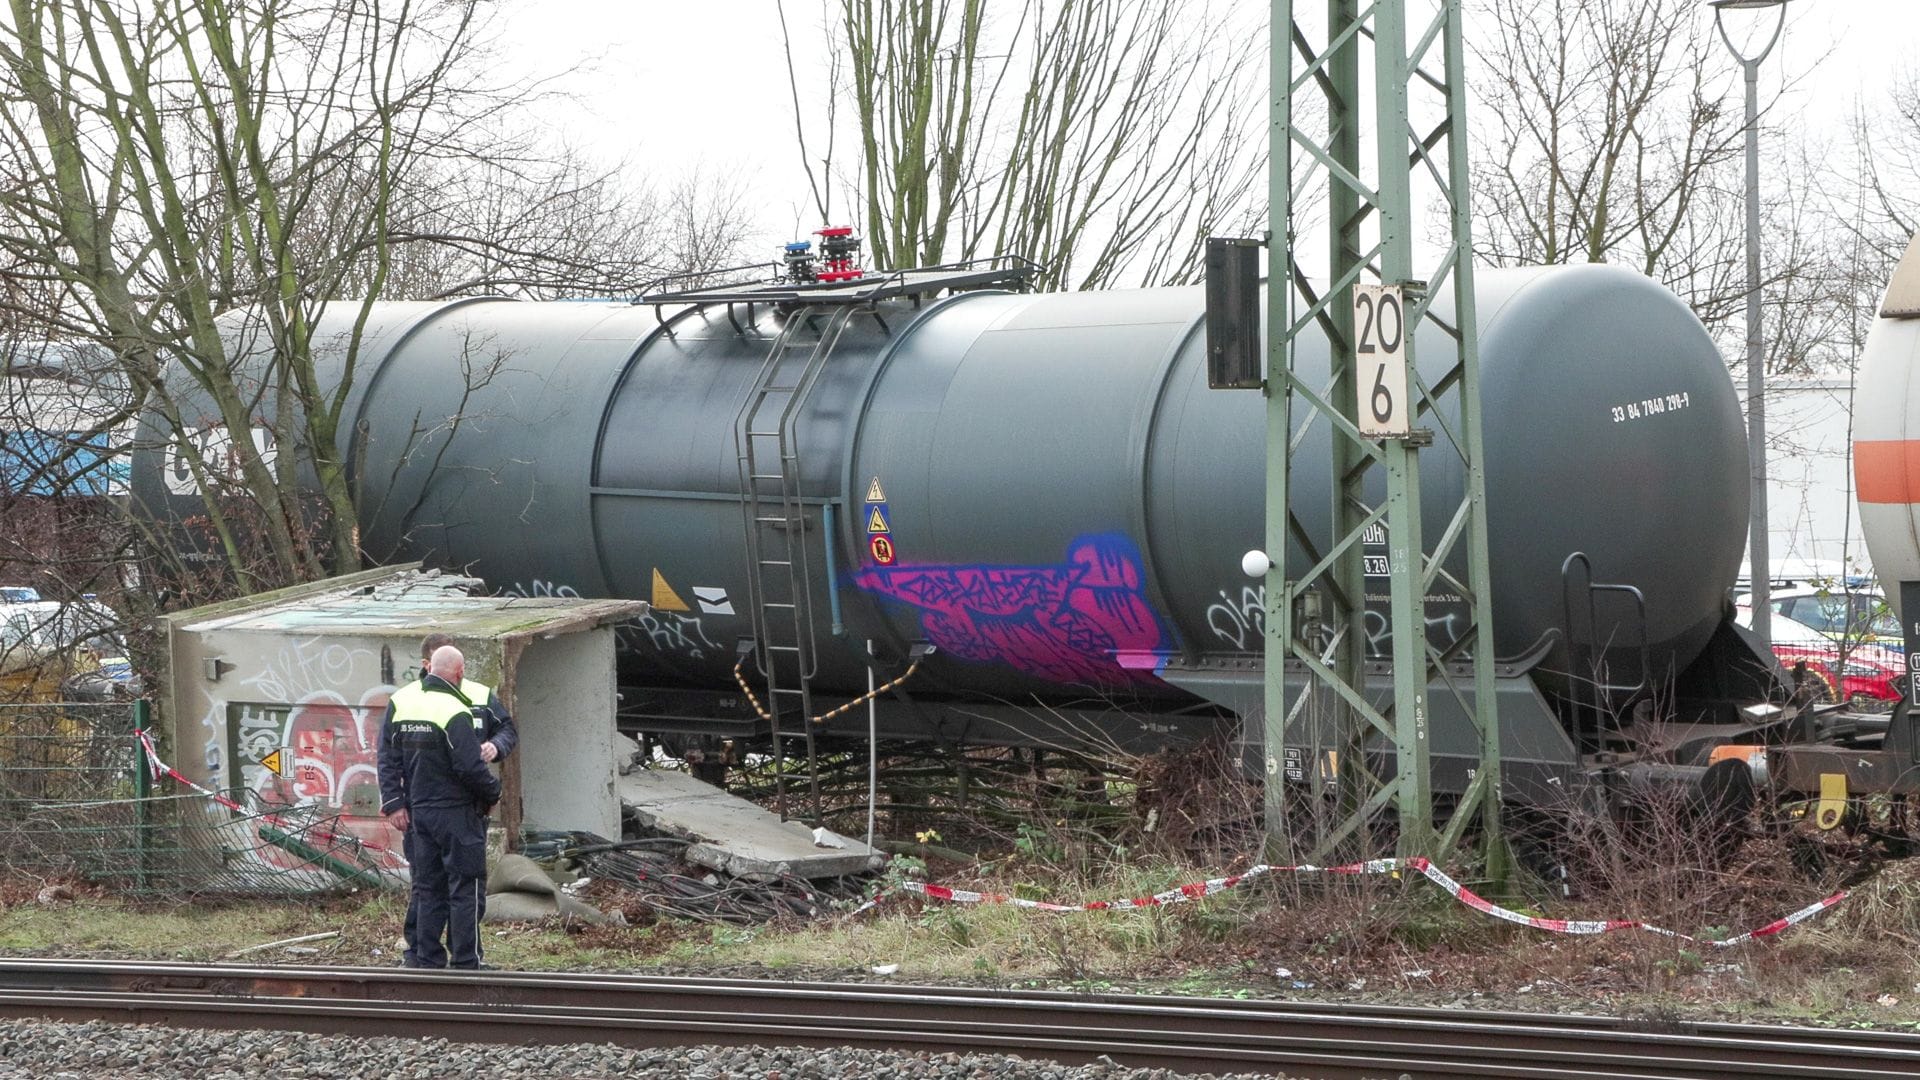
[0,958,1912,1079]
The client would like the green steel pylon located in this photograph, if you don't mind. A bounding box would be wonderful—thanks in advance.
[1258,0,1504,870]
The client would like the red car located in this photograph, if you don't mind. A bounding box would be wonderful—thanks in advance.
[1739,604,1903,709]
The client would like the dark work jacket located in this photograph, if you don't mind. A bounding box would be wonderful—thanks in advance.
[389,676,518,760]
[377,674,501,813]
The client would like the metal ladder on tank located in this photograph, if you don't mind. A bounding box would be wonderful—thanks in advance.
[734,303,855,821]
[1559,552,1651,750]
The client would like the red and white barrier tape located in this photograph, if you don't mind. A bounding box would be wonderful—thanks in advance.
[138,729,247,814]
[134,730,396,861]
[852,855,1846,947]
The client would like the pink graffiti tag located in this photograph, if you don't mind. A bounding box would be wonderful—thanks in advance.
[853,533,1167,686]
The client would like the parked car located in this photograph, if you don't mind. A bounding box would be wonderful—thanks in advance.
[1736,603,1903,709]
[1734,581,1903,652]
[0,600,137,701]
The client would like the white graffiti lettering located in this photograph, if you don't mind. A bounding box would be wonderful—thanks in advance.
[237,637,375,703]
[1361,609,1466,653]
[1203,584,1466,658]
[502,578,582,599]
[635,610,721,660]
[1205,587,1267,650]
[162,424,278,496]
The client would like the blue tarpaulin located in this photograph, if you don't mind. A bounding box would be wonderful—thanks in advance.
[0,429,125,497]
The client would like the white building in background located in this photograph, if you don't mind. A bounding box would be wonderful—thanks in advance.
[1745,377,1872,582]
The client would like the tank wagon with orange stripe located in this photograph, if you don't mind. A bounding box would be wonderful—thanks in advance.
[134,251,1890,821]
[1769,232,1920,819]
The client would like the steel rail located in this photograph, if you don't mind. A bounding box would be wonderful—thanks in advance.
[0,959,1911,1079]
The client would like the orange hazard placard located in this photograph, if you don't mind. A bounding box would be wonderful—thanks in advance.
[869,534,897,565]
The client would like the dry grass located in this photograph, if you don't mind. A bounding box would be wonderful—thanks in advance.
[0,850,1912,1027]
[0,741,1914,1027]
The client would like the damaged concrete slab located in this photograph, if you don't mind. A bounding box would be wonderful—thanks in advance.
[617,768,885,881]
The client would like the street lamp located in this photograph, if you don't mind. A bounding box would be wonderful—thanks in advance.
[1711,0,1788,648]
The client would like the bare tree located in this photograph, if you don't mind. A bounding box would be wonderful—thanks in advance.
[654,165,761,290]
[1815,62,1920,368]
[0,1,759,595]
[1466,0,1872,389]
[1468,0,1752,308]
[1854,64,1920,254]
[781,0,1266,290]
[0,0,516,589]
[342,149,758,302]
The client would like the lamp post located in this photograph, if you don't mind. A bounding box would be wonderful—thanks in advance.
[1712,0,1788,648]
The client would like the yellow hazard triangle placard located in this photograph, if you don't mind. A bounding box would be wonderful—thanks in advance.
[259,748,288,777]
[650,568,691,612]
[865,476,886,502]
[866,504,891,534]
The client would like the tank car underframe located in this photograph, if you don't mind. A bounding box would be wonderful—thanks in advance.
[1159,609,1788,779]
[621,683,1242,759]
[618,608,1810,822]
[1775,702,1920,800]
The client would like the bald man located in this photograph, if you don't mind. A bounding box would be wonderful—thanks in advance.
[388,634,516,961]
[377,645,500,969]
[388,633,517,763]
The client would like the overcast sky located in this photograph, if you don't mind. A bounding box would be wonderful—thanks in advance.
[489,1,1920,254]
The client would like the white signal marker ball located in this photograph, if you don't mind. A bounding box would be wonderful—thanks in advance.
[1242,550,1272,579]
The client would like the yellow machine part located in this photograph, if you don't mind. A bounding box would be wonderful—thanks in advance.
[1814,773,1849,831]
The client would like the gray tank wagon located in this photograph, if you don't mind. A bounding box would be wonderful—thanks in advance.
[132,263,1787,806]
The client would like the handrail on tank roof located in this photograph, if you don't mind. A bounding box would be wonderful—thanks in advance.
[628,254,1044,329]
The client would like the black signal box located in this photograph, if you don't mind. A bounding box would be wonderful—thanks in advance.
[1205,237,1263,390]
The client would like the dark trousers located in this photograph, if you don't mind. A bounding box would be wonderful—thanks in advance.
[402,803,489,969]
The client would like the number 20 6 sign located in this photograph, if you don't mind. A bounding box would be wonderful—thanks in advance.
[1353,283,1410,438]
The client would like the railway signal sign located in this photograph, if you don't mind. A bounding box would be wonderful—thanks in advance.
[1354,284,1410,438]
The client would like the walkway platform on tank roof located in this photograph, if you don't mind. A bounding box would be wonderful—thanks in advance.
[636,256,1037,308]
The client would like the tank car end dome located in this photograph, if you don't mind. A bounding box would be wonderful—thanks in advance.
[1855,231,1920,613]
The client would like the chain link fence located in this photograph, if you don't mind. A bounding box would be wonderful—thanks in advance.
[0,700,400,895]
[0,699,157,887]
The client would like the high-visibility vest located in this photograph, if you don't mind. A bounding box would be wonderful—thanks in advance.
[390,677,495,731]
[389,685,471,733]
[459,678,495,710]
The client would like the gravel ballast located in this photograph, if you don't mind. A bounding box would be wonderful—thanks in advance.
[0,1018,1306,1079]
